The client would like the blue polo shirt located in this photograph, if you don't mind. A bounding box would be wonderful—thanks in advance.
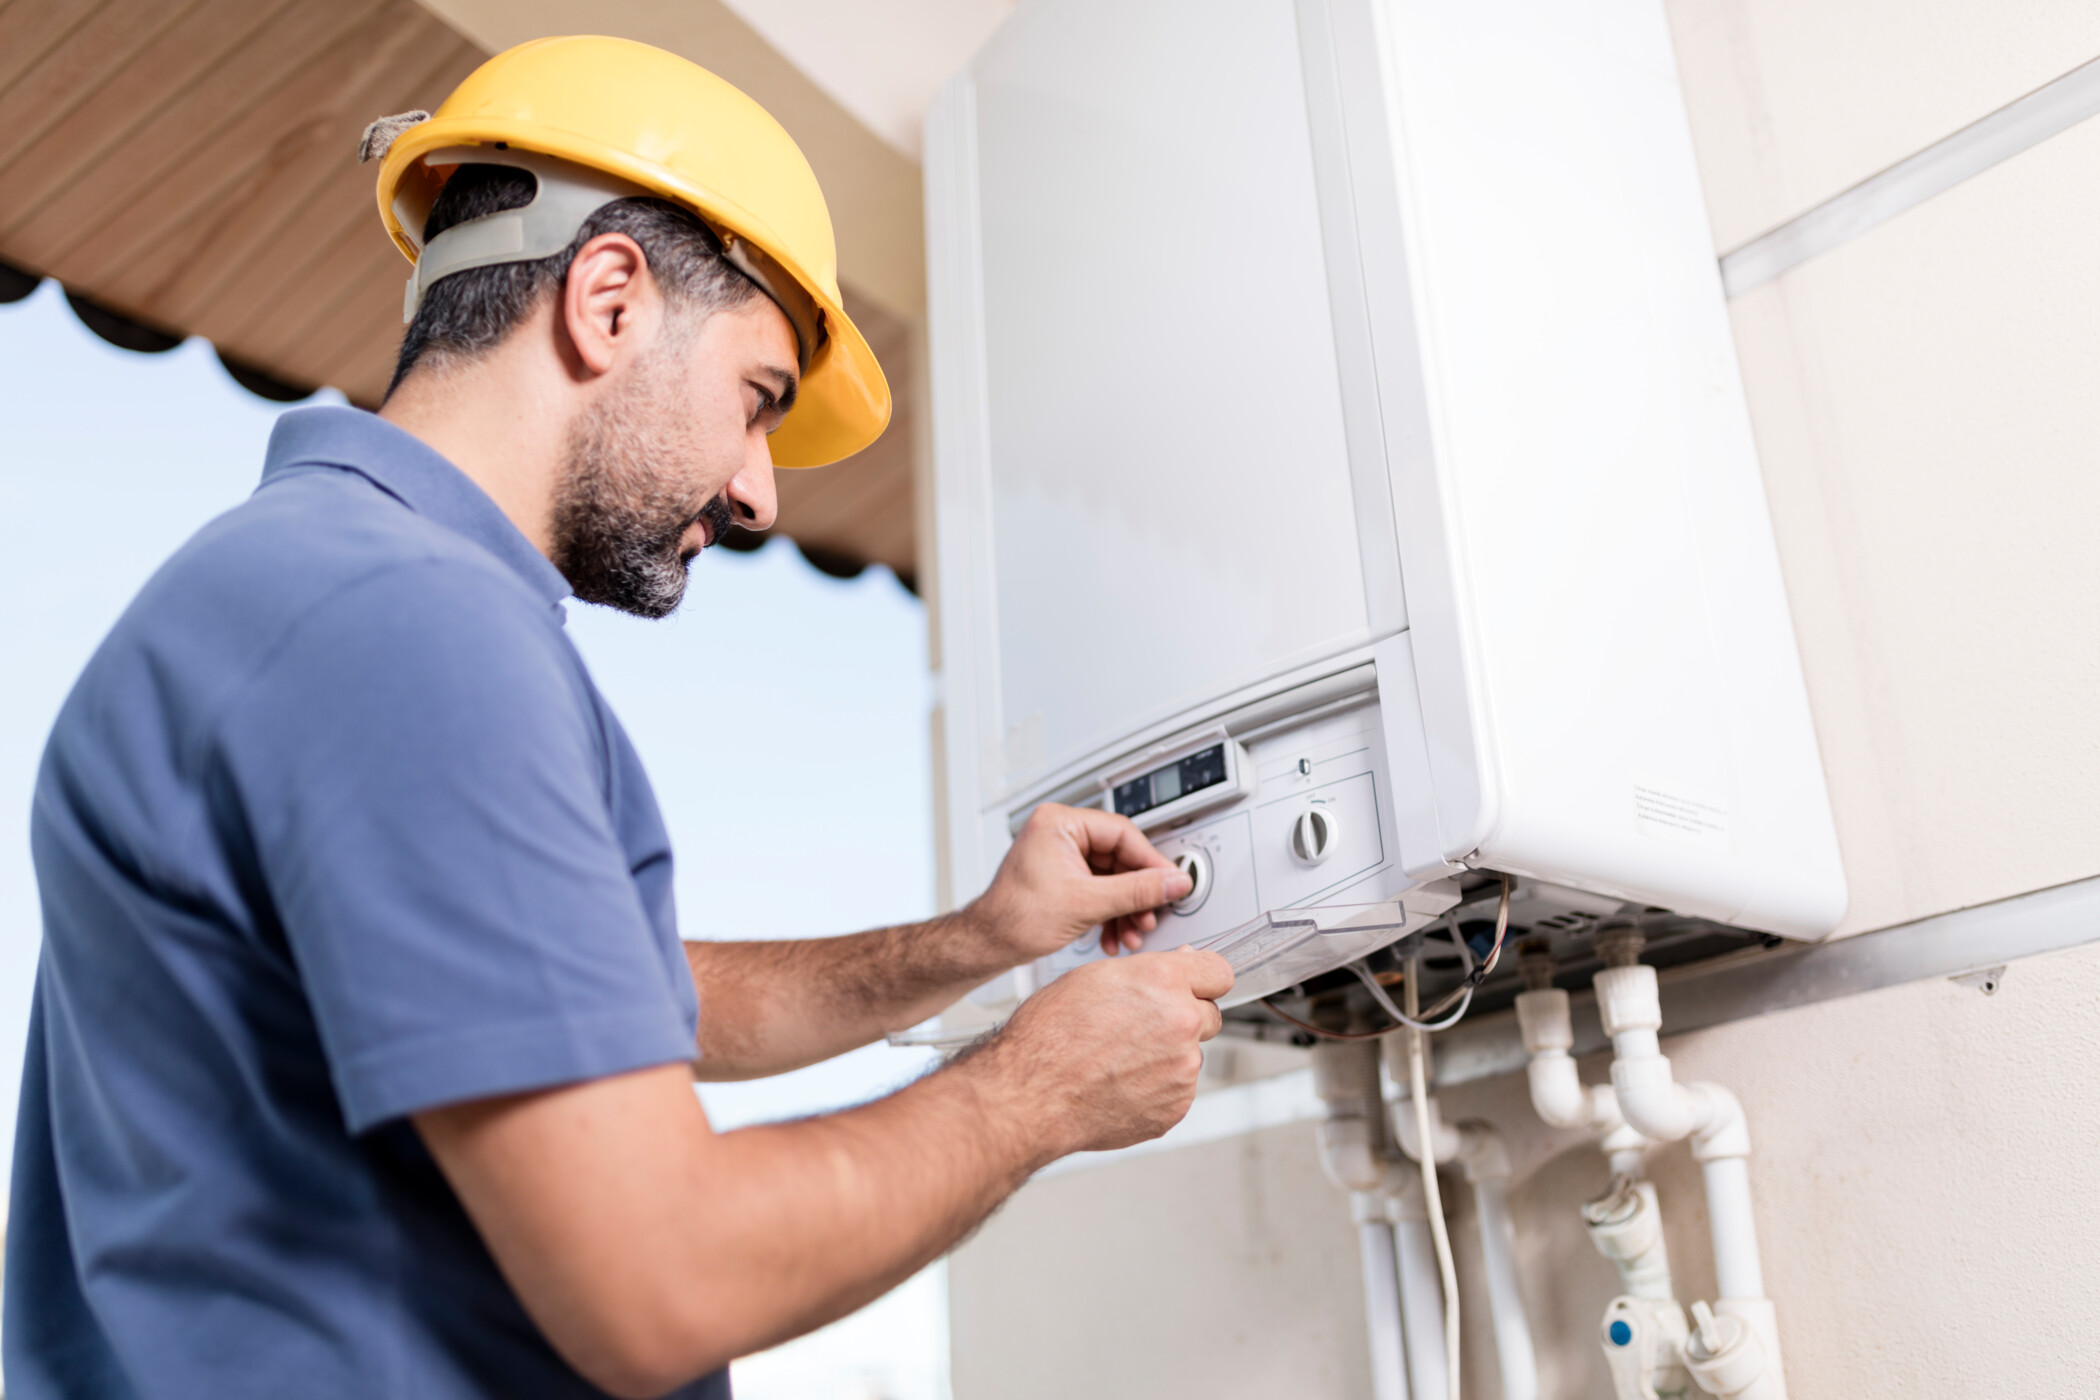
[7,406,728,1399]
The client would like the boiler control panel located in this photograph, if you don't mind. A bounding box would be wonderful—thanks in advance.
[1032,701,1455,1005]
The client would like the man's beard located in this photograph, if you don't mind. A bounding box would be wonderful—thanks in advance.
[548,349,736,619]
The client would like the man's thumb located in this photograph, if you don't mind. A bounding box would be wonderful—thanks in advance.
[1086,865,1190,922]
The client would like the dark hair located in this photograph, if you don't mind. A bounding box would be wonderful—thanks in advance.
[386,164,760,398]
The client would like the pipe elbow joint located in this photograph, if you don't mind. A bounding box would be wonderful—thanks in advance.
[1456,1120,1511,1183]
[1316,1118,1387,1194]
[1610,1053,1701,1144]
[1389,1093,1463,1165]
[1525,1049,1592,1130]
[1687,1083,1751,1162]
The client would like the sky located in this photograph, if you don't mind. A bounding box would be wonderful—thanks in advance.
[0,279,948,1400]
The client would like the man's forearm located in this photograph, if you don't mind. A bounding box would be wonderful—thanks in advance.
[683,911,1007,1079]
[420,1039,1064,1394]
[420,946,1228,1397]
[689,1034,1055,1353]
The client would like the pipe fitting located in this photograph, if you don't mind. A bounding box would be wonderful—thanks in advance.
[1351,1187,1394,1225]
[1314,1040,1395,1194]
[1313,1038,1384,1117]
[1600,1118,1649,1178]
[1582,1174,1676,1301]
[1456,1120,1511,1183]
[1517,938,1556,991]
[1686,1299,1783,1400]
[1593,963,1661,1038]
[1592,922,1647,968]
[1524,1049,1602,1131]
[1316,1117,1388,1195]
[1381,1035,1463,1164]
[1388,1087,1464,1165]
[1383,1161,1430,1224]
[1687,1083,1751,1162]
[1610,1053,1703,1143]
[1514,987,1574,1054]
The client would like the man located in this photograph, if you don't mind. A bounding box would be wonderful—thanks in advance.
[7,36,1232,1400]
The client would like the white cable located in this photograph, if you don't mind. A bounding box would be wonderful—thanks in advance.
[1348,959,1473,1032]
[1404,955,1461,1400]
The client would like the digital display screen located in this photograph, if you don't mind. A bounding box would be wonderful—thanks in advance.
[1112,743,1228,818]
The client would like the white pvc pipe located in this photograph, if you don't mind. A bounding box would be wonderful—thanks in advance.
[1471,1178,1540,1400]
[1358,1221,1412,1400]
[1700,1156,1766,1301]
[1392,1216,1449,1400]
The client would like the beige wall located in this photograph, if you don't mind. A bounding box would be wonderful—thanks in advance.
[1728,115,2100,937]
[947,4,2100,1396]
[951,1124,1372,1400]
[1665,0,2100,250]
[1664,1,2100,937]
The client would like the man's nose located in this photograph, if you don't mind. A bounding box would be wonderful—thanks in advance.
[729,443,778,533]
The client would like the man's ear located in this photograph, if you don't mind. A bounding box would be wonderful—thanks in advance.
[560,231,656,378]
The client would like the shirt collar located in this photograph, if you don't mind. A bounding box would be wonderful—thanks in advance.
[260,405,571,612]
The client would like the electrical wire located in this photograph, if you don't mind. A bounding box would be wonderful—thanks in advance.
[1255,997,1397,1041]
[1407,873,1513,1023]
[1346,959,1473,1032]
[1261,882,1509,1039]
[1262,922,1473,1038]
[1473,871,1515,980]
[1403,954,1463,1400]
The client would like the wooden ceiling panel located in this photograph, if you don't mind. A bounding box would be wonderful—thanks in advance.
[310,292,412,405]
[0,0,201,175]
[0,0,923,583]
[261,238,406,381]
[168,44,481,340]
[60,5,450,308]
[177,166,382,342]
[0,0,296,222]
[0,0,393,263]
[0,0,113,97]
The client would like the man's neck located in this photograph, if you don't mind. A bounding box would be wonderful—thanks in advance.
[378,333,573,561]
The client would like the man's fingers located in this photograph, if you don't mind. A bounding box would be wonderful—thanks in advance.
[1197,997,1224,1042]
[1080,866,1191,926]
[1174,948,1236,1002]
[1055,804,1172,873]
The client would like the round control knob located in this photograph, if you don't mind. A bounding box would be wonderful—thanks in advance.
[1170,849,1212,916]
[1290,807,1339,865]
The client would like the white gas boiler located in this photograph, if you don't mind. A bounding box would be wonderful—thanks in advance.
[924,0,1847,1002]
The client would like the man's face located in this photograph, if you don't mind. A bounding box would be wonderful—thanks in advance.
[550,293,794,617]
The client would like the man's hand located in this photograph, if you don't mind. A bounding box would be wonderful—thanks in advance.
[965,803,1194,961]
[679,805,1193,1081]
[974,947,1235,1155]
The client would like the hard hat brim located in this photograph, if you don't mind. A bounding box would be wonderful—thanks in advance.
[378,118,890,469]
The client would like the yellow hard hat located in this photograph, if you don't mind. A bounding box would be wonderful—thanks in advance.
[372,35,889,469]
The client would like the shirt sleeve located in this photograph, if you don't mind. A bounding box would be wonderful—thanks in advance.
[218,558,694,1134]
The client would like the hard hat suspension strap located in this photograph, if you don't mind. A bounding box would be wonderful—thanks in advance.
[402,146,826,375]
[717,234,825,376]
[402,147,649,324]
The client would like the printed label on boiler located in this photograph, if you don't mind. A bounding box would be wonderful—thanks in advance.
[1632,785,1732,853]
